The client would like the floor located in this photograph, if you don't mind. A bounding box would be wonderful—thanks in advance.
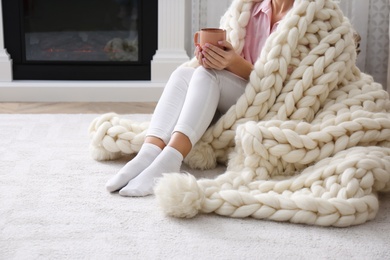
[0,102,156,114]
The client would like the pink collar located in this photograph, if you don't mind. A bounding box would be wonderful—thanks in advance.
[252,0,272,17]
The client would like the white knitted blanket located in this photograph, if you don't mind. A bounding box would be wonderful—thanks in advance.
[88,0,390,227]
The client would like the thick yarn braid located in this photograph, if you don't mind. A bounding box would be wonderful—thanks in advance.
[89,112,149,161]
[183,0,357,169]
[88,0,390,226]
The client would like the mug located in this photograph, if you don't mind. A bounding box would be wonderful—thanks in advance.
[194,28,226,49]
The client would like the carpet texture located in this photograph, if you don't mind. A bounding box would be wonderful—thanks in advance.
[1,114,389,259]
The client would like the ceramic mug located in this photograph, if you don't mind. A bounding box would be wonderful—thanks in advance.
[194,28,226,49]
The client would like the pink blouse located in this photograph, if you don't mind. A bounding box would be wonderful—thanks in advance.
[242,0,282,64]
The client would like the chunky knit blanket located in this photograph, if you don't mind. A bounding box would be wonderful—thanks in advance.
[89,0,390,227]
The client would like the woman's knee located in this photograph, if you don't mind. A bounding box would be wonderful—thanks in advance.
[169,66,195,83]
[192,66,216,79]
[190,67,221,93]
[162,66,195,94]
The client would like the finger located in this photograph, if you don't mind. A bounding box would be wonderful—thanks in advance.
[202,50,223,68]
[202,55,223,70]
[202,58,214,69]
[198,55,204,65]
[202,50,215,65]
[217,40,233,50]
[202,47,222,61]
[196,51,203,65]
[204,43,225,56]
[202,58,212,69]
[194,46,199,56]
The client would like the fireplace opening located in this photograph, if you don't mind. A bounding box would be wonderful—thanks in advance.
[2,0,157,80]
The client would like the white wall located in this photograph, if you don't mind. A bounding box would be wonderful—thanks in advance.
[205,0,232,27]
[338,0,389,90]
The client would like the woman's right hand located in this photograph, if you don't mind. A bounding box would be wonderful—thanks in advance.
[194,45,205,66]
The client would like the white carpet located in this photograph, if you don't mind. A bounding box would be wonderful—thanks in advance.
[1,114,389,260]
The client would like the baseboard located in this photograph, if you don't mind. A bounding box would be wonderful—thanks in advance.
[0,80,164,102]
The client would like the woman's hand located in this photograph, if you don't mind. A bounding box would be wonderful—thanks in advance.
[200,41,236,70]
[194,45,205,66]
[195,40,253,80]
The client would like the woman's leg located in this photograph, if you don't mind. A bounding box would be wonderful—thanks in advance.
[105,67,195,192]
[119,68,248,196]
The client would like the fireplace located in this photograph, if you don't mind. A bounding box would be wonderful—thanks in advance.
[0,0,190,102]
[2,0,157,80]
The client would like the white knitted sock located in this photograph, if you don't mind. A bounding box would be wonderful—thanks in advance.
[119,146,183,197]
[105,143,162,192]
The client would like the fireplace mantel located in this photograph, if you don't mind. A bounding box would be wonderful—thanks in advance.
[0,0,190,102]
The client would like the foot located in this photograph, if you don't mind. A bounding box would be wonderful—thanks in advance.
[119,146,183,197]
[105,143,162,192]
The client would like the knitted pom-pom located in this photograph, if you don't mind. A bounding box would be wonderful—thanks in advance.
[184,141,217,170]
[154,173,205,218]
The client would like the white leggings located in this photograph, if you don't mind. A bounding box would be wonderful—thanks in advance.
[147,66,247,146]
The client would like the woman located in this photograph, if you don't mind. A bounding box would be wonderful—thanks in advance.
[106,0,295,196]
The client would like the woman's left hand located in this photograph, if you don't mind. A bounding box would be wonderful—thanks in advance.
[201,41,236,70]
